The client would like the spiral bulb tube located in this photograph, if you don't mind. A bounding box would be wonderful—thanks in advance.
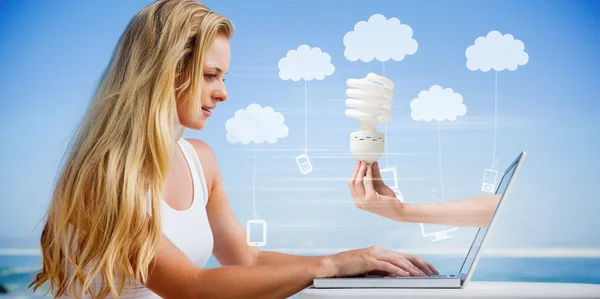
[344,73,395,164]
[345,73,394,132]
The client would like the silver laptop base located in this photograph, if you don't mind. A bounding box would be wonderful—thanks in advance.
[313,276,462,289]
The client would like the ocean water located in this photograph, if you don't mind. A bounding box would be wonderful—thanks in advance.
[1,254,599,298]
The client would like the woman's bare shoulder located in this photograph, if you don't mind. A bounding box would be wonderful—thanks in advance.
[184,138,214,157]
[184,138,221,185]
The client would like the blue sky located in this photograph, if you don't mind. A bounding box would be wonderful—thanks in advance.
[0,0,598,252]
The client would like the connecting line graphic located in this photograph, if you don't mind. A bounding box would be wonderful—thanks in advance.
[491,70,499,169]
[249,144,266,247]
[382,61,388,168]
[437,121,445,202]
[252,143,258,217]
[304,80,308,151]
[296,80,314,174]
[423,121,459,242]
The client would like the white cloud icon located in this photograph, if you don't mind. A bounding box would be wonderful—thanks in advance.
[466,30,529,72]
[343,14,418,63]
[278,45,335,81]
[225,103,289,144]
[410,85,467,122]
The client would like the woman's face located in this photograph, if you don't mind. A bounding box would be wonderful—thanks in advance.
[178,34,230,130]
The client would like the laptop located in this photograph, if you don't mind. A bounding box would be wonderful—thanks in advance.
[313,151,527,289]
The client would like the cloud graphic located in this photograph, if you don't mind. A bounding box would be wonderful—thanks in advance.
[278,45,335,81]
[410,85,467,122]
[343,14,418,63]
[466,30,529,72]
[225,103,289,144]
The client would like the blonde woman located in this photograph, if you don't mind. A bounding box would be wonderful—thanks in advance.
[29,1,437,298]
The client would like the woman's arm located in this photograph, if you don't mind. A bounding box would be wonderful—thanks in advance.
[254,251,324,266]
[144,150,440,298]
[146,233,438,299]
[350,161,500,228]
[188,139,325,267]
[398,194,500,227]
[146,232,332,299]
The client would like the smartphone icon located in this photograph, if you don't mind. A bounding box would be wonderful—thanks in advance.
[296,153,313,174]
[246,219,267,247]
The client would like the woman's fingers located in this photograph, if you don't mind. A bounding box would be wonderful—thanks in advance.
[415,261,434,276]
[357,161,367,178]
[370,249,426,277]
[372,161,383,182]
[406,256,434,275]
[353,161,368,198]
[405,254,439,275]
[370,260,409,277]
[350,161,360,181]
[401,259,426,276]
[427,262,439,275]
[357,247,438,278]
[348,161,360,198]
[385,255,425,276]
[406,254,438,275]
[365,163,375,195]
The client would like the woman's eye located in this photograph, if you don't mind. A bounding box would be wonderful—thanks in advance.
[204,74,217,79]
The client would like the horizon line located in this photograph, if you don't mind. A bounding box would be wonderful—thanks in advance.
[2,247,600,258]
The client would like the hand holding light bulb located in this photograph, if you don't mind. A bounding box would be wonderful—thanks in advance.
[345,74,500,228]
[345,72,394,164]
[349,160,405,221]
[350,160,502,227]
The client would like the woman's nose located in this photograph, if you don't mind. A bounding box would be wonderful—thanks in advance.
[213,85,228,102]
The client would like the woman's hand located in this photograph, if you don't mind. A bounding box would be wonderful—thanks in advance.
[323,246,438,278]
[349,161,406,221]
[369,161,397,198]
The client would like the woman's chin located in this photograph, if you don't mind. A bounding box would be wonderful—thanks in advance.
[182,119,206,130]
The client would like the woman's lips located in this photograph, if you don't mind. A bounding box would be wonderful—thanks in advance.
[202,107,212,117]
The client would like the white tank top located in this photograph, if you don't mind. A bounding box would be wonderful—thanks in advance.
[60,138,214,298]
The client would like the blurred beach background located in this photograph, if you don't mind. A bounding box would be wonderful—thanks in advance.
[1,0,599,298]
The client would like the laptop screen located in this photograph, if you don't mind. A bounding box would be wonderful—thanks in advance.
[458,154,521,276]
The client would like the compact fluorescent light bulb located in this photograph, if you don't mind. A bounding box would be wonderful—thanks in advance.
[345,73,394,164]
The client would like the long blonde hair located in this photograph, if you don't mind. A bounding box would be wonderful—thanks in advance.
[29,1,233,297]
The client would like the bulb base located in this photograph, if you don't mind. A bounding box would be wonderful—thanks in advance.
[350,131,385,164]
